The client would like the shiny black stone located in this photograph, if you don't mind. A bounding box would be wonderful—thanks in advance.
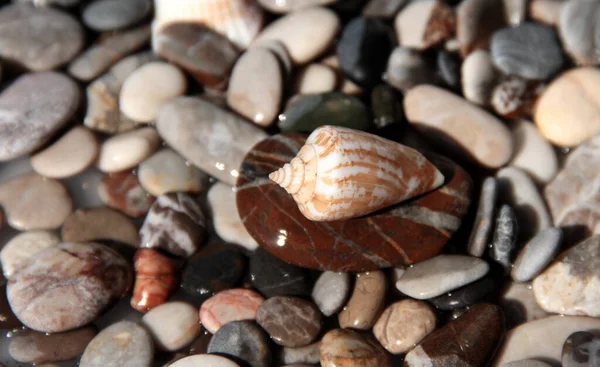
[249,247,312,298]
[428,276,496,311]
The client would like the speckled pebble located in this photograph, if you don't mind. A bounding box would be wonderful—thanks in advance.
[142,302,201,352]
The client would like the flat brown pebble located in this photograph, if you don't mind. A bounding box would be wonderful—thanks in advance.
[338,271,387,330]
[61,207,140,247]
[256,296,323,348]
[320,328,392,367]
[98,171,155,217]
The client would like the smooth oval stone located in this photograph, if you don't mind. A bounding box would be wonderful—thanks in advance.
[530,0,564,26]
[494,316,600,365]
[562,331,600,367]
[429,276,496,311]
[311,271,351,317]
[139,192,207,257]
[80,321,153,367]
[83,0,151,31]
[98,127,161,172]
[294,64,337,94]
[200,289,264,334]
[0,174,73,230]
[489,205,519,272]
[256,296,322,348]
[461,49,497,105]
[280,342,321,365]
[120,62,187,123]
[278,92,371,133]
[61,208,139,247]
[535,67,600,147]
[500,282,549,328]
[405,303,504,367]
[405,85,513,168]
[467,177,497,257]
[373,299,436,354]
[98,171,154,218]
[227,48,282,127]
[0,4,84,71]
[509,119,558,183]
[0,72,80,161]
[394,0,455,50]
[157,97,267,186]
[558,0,600,66]
[252,7,340,64]
[258,0,338,13]
[395,255,490,299]
[131,248,178,313]
[511,228,562,282]
[208,183,258,251]
[320,328,391,367]
[7,242,131,333]
[207,320,272,367]
[9,326,96,364]
[490,22,563,80]
[0,231,60,278]
[170,355,239,367]
[142,302,201,351]
[385,46,435,92]
[249,247,311,297]
[236,134,472,272]
[182,246,246,297]
[456,0,507,57]
[339,271,386,330]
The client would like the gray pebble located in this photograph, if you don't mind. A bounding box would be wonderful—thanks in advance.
[511,227,562,282]
[468,177,497,257]
[385,46,434,92]
[311,271,351,316]
[562,331,600,367]
[558,0,600,66]
[83,0,151,31]
[208,320,272,367]
[489,205,519,272]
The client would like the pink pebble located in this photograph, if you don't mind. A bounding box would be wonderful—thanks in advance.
[200,288,265,334]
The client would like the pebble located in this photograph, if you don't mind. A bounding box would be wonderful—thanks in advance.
[509,119,558,183]
[337,17,395,88]
[373,299,436,354]
[467,177,497,257]
[456,0,506,56]
[257,0,338,13]
[511,228,562,282]
[253,7,339,64]
[404,85,513,168]
[501,361,552,367]
[68,25,151,82]
[207,183,258,251]
[311,271,351,317]
[0,284,21,330]
[98,171,155,217]
[320,328,391,367]
[500,282,549,328]
[278,92,371,133]
[0,174,73,230]
[0,72,80,161]
[558,0,600,66]
[530,0,564,25]
[61,208,139,247]
[249,247,311,298]
[98,127,161,172]
[394,0,455,50]
[429,276,496,310]
[0,4,84,71]
[494,315,600,365]
[436,50,461,91]
[363,0,407,18]
[504,0,527,25]
[80,321,153,367]
[371,84,403,128]
[395,255,490,299]
[294,63,337,94]
[7,242,131,333]
[139,192,207,257]
[338,271,386,330]
[142,302,201,351]
[489,205,519,272]
[259,40,293,76]
[227,48,283,127]
[138,149,208,197]
[0,231,60,279]
[491,23,563,80]
[131,249,178,313]
[562,331,600,367]
[257,296,323,347]
[491,75,545,118]
[461,49,497,105]
[154,23,240,89]
[9,327,96,364]
[405,304,504,367]
[83,0,151,31]
[200,289,265,334]
[385,46,435,92]
[170,355,239,367]
[157,97,268,186]
[207,320,272,367]
[181,245,246,297]
[280,342,321,365]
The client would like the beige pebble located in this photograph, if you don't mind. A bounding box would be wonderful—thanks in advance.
[98,127,161,172]
[394,0,455,50]
[61,207,139,247]
[320,54,363,95]
[142,302,201,352]
[461,49,497,106]
[320,329,391,367]
[0,231,60,278]
[338,271,386,330]
[509,120,557,184]
[530,0,564,25]
[294,64,337,94]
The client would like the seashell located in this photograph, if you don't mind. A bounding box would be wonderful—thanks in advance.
[152,0,264,49]
[269,126,445,221]
[131,248,179,313]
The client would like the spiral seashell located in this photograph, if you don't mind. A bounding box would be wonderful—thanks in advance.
[153,0,264,49]
[269,126,445,221]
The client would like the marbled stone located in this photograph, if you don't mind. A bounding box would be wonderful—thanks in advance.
[1,231,60,279]
[170,355,239,367]
[489,205,519,272]
[236,134,472,272]
[249,247,311,297]
[405,85,513,168]
[320,328,391,367]
[373,299,436,354]
[68,25,151,82]
[371,84,403,128]
[98,171,154,217]
[385,46,435,92]
[456,0,506,56]
[500,282,549,328]
[312,271,351,317]
[98,127,161,172]
[280,342,321,365]
[157,97,268,186]
[139,192,207,257]
[7,242,131,333]
[131,249,178,313]
[200,289,264,334]
[491,23,563,80]
[491,76,545,119]
[207,320,272,367]
[142,302,201,351]
[530,0,564,25]
[0,72,79,161]
[80,321,153,367]
[0,4,83,71]
[9,327,96,364]
[512,228,562,282]
[509,119,558,184]
[363,0,407,18]
[0,174,72,230]
[461,49,498,105]
[558,0,600,66]
[339,271,386,330]
[468,177,497,257]
[429,276,496,311]
[394,0,455,50]
[181,246,246,297]
[395,255,490,299]
[83,0,151,31]
[562,331,600,367]
[61,208,139,247]
[294,64,337,94]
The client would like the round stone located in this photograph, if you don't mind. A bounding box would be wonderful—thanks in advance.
[249,247,311,298]
[98,127,161,172]
[511,227,562,282]
[61,208,140,247]
[98,171,154,218]
[170,355,239,367]
[338,271,387,330]
[320,329,391,367]
[200,289,264,334]
[461,49,497,105]
[294,64,337,94]
[509,119,558,183]
[311,271,351,317]
[0,231,60,279]
[83,0,151,31]
[207,320,272,367]
[142,302,201,351]
[562,331,600,367]
[394,0,456,50]
[558,0,600,66]
[385,46,436,92]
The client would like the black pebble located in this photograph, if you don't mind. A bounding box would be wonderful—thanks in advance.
[249,247,312,298]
